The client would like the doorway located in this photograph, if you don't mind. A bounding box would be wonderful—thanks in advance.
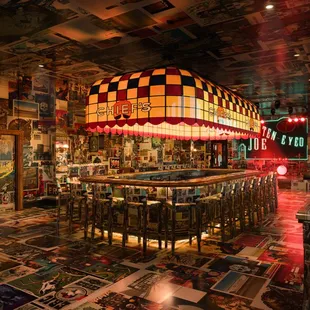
[211,140,228,168]
[0,130,23,212]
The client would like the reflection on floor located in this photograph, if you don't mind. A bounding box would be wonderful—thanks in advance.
[0,190,306,310]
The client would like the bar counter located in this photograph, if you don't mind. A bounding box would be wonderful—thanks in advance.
[79,168,262,187]
[60,168,277,255]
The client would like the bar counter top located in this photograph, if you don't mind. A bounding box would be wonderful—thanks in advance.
[79,168,262,187]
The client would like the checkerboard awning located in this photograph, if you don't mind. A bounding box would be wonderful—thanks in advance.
[86,67,260,140]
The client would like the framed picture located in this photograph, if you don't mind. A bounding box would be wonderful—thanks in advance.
[89,136,99,152]
[69,166,80,177]
[13,100,39,120]
[109,157,120,170]
[23,167,39,191]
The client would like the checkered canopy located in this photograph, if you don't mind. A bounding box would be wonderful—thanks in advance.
[86,67,260,140]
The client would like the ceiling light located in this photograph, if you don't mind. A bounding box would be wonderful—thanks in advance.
[265,4,274,9]
[38,64,44,68]
[294,53,300,57]
[294,117,299,122]
[288,118,293,123]
[301,117,306,122]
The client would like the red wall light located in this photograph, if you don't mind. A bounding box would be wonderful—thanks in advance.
[294,117,299,122]
[260,120,265,124]
[288,118,293,122]
[277,165,287,176]
[301,117,306,122]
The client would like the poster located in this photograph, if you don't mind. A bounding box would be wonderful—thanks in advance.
[33,75,49,93]
[109,157,120,170]
[23,146,33,167]
[23,167,39,190]
[13,100,39,120]
[35,93,54,117]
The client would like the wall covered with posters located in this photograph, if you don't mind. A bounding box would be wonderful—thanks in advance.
[0,74,89,208]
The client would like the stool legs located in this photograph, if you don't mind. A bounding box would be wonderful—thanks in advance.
[56,191,61,236]
[84,200,89,240]
[158,203,163,249]
[142,200,148,255]
[196,204,201,252]
[68,198,74,235]
[164,205,169,249]
[137,205,142,244]
[220,198,226,242]
[122,202,128,247]
[91,186,97,241]
[100,202,105,241]
[108,197,113,245]
[171,203,176,254]
[189,206,193,245]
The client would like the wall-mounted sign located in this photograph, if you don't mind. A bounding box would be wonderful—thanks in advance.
[236,117,308,160]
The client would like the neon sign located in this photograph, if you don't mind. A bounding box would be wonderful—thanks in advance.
[235,117,308,160]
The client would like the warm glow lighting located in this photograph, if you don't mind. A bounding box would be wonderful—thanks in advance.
[38,64,44,68]
[266,4,274,9]
[294,117,299,122]
[86,68,261,140]
[260,120,265,124]
[277,165,287,176]
[288,118,293,122]
[301,117,306,122]
[294,53,300,57]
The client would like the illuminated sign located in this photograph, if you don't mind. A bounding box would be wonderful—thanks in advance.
[97,101,151,119]
[236,117,308,160]
[86,68,261,140]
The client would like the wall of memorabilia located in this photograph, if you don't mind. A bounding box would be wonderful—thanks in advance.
[0,73,233,208]
[0,74,88,205]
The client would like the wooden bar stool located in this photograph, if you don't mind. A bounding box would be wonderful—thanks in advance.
[125,199,161,255]
[56,183,70,236]
[240,179,251,231]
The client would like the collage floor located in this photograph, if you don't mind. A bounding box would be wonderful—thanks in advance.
[0,190,306,310]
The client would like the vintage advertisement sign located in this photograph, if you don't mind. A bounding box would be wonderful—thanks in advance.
[236,117,308,160]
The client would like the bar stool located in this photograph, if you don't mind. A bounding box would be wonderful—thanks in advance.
[68,188,87,235]
[197,185,231,242]
[230,181,242,238]
[56,182,70,236]
[124,198,159,255]
[89,199,113,243]
[270,173,278,211]
[262,175,271,216]
[240,179,251,231]
[249,178,262,227]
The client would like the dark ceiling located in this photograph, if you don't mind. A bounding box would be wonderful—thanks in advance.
[1,0,310,117]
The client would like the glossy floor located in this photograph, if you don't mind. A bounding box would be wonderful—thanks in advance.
[0,190,306,310]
